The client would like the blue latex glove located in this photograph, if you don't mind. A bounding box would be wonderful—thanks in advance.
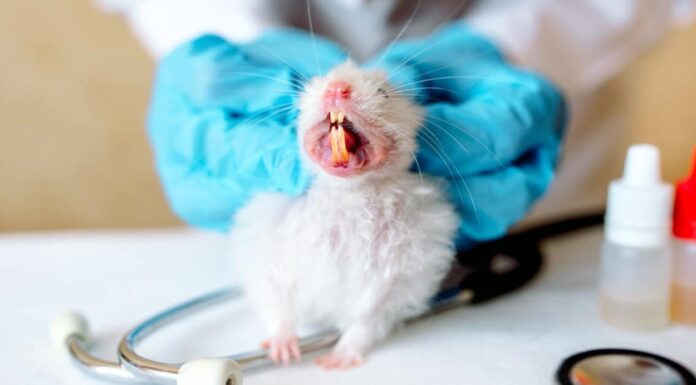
[148,30,347,230]
[367,23,568,249]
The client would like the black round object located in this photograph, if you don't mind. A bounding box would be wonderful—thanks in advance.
[556,348,696,385]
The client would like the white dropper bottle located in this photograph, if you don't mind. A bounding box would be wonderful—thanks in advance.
[599,144,674,330]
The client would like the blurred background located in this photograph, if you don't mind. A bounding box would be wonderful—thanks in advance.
[0,0,178,231]
[1,0,695,232]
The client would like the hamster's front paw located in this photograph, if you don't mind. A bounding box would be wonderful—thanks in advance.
[314,349,364,370]
[261,333,301,366]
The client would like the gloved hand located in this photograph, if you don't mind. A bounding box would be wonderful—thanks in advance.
[367,23,568,249]
[148,30,347,230]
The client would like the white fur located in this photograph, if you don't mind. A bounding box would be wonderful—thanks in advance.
[229,62,458,364]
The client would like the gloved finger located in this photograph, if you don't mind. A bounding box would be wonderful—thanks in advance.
[368,23,505,103]
[156,32,347,114]
[148,83,310,230]
[155,35,291,113]
[416,68,567,177]
[153,117,310,231]
[245,29,348,78]
[201,30,348,110]
[446,143,561,250]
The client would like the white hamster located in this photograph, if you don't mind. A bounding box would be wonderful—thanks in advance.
[230,61,458,369]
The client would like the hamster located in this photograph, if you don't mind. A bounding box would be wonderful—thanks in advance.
[229,62,458,369]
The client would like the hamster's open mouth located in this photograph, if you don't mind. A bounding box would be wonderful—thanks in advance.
[304,110,387,177]
[327,111,361,165]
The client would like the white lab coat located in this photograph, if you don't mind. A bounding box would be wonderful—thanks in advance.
[98,0,694,223]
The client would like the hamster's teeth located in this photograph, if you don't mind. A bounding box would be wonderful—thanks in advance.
[338,125,349,162]
[330,125,340,163]
[329,110,346,124]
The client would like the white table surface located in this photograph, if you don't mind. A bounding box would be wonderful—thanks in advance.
[1,226,694,385]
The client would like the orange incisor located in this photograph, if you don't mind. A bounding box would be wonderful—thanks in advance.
[330,123,349,164]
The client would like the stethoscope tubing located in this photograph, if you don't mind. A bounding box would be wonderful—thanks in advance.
[61,285,474,384]
[58,212,605,384]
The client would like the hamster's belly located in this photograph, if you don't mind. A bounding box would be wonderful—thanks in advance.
[229,193,371,327]
[232,175,458,331]
[277,217,379,329]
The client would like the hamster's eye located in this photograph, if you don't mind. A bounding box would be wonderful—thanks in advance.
[377,87,389,98]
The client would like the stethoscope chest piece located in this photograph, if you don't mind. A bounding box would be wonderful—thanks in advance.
[556,349,696,385]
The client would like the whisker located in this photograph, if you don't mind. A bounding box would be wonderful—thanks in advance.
[306,0,322,76]
[229,104,300,132]
[255,43,310,83]
[214,71,306,91]
[390,129,424,182]
[242,104,299,126]
[382,106,500,169]
[386,25,501,83]
[385,36,455,81]
[427,114,503,168]
[391,73,503,90]
[389,63,462,92]
[377,108,479,218]
[382,109,472,160]
[373,0,423,68]
[418,120,471,157]
[387,86,453,99]
[417,127,479,219]
[213,104,300,159]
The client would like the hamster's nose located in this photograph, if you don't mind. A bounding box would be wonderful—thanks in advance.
[324,80,352,100]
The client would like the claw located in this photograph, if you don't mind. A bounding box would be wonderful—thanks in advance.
[315,352,364,370]
[262,334,301,366]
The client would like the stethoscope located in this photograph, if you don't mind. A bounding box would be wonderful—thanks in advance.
[51,212,696,385]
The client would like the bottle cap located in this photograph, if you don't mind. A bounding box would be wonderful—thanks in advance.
[673,146,696,240]
[605,144,674,247]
